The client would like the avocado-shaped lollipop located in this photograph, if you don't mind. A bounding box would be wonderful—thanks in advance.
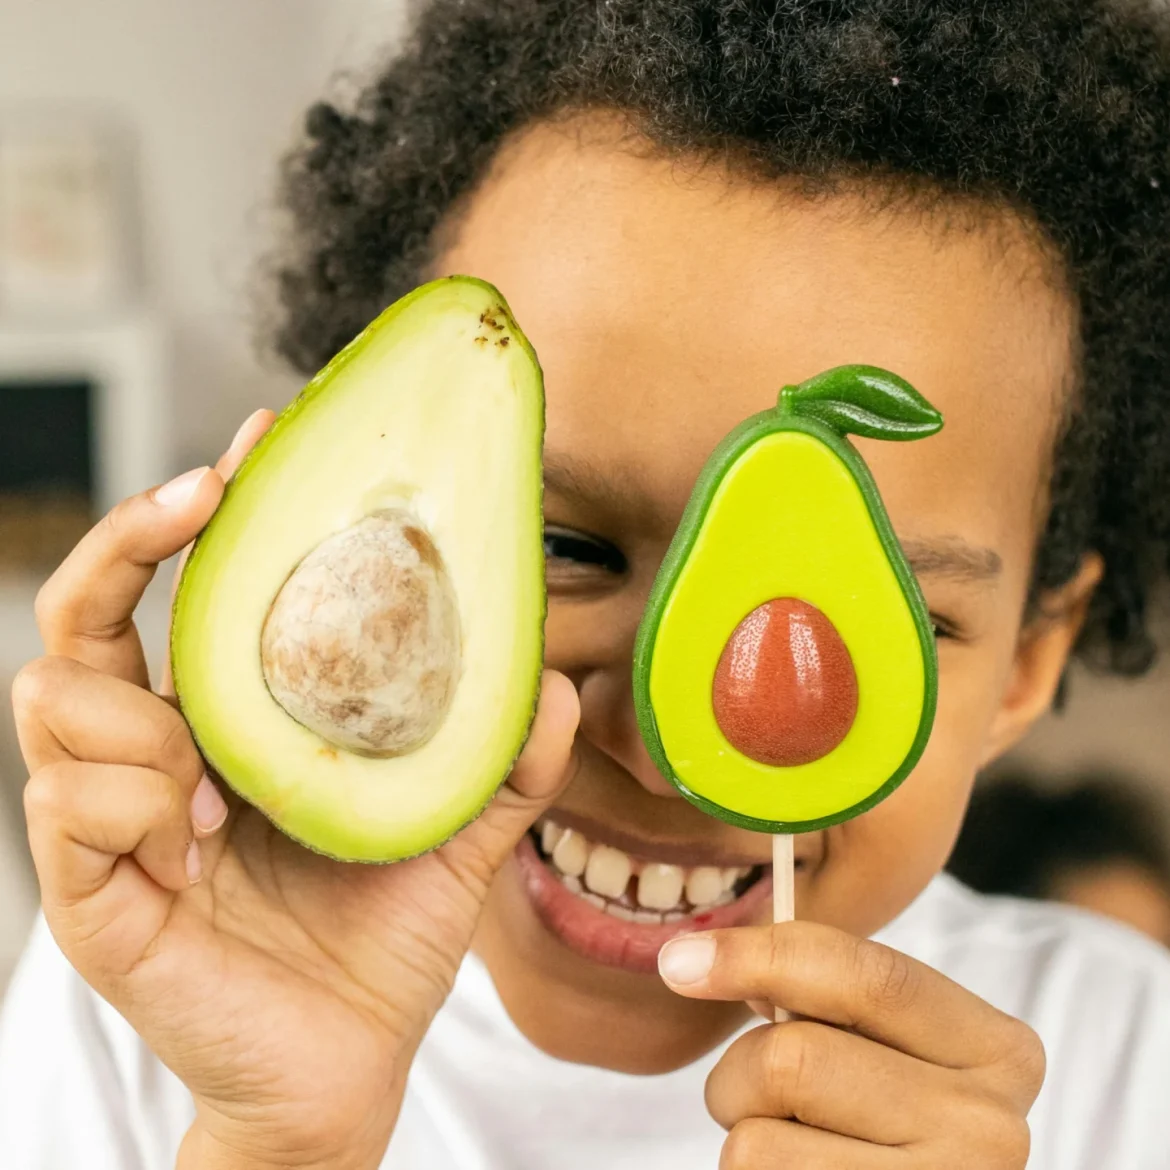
[632,366,942,834]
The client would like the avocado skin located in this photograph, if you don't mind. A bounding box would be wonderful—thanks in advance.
[632,380,940,835]
[170,276,546,863]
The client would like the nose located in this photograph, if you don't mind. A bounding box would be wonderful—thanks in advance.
[577,668,681,798]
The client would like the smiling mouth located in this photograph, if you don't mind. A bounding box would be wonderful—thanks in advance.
[513,816,776,974]
[534,817,765,918]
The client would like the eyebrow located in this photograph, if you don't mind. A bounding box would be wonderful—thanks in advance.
[897,538,1003,584]
[544,455,1003,584]
[543,454,645,516]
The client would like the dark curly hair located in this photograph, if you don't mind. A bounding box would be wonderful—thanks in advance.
[271,0,1170,674]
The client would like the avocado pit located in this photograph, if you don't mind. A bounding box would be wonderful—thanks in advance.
[260,508,461,757]
[712,597,858,767]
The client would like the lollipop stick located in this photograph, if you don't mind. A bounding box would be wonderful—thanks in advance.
[772,834,795,1024]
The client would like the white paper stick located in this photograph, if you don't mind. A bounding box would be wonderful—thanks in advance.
[772,834,795,1024]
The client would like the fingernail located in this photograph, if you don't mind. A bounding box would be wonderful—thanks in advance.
[186,839,203,885]
[155,467,210,508]
[228,409,269,455]
[658,935,717,986]
[191,774,229,834]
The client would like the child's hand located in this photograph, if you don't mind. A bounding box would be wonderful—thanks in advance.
[12,414,580,1170]
[659,922,1045,1168]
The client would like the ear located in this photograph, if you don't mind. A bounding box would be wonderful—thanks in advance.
[980,553,1104,767]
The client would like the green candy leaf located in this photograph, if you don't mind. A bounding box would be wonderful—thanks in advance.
[793,399,942,440]
[780,364,943,442]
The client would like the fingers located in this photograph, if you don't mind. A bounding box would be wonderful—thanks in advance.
[215,408,276,480]
[718,1117,901,1170]
[658,922,1042,1087]
[26,760,199,904]
[705,1020,951,1145]
[442,670,580,885]
[11,654,229,842]
[33,407,271,692]
[688,934,1038,1166]
[13,655,202,778]
[501,670,581,803]
[159,408,276,697]
[36,466,225,686]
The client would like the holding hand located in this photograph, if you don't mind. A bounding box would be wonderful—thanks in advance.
[659,922,1045,1168]
[12,411,581,1170]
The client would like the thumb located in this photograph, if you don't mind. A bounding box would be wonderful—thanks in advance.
[445,669,580,882]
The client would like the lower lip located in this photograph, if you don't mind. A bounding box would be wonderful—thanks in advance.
[513,832,773,975]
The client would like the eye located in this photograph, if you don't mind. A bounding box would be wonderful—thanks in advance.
[929,614,959,641]
[543,526,627,576]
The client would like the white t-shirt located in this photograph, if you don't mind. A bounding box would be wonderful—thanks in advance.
[2,873,1168,1169]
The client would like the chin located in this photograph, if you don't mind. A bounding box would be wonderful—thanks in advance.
[470,814,785,1073]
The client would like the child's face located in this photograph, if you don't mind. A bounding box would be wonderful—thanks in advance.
[436,117,1097,1072]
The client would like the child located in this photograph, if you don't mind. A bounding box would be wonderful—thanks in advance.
[3,1,1170,1166]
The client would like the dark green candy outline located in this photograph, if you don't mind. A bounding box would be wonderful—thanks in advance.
[631,365,942,834]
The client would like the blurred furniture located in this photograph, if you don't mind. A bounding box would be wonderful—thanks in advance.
[0,314,170,507]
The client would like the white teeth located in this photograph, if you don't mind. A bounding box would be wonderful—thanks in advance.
[685,866,725,907]
[638,863,685,910]
[541,820,565,856]
[552,829,588,877]
[543,821,759,921]
[585,844,633,899]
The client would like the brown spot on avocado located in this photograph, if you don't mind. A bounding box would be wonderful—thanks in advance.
[402,524,443,571]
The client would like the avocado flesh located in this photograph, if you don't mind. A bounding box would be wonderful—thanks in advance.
[633,374,940,835]
[171,277,545,862]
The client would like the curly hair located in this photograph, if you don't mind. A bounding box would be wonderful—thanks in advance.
[272,0,1170,674]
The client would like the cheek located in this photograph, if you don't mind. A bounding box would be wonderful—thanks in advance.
[803,639,1021,935]
[542,594,648,672]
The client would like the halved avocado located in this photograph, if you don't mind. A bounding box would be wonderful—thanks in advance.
[633,366,942,834]
[171,277,545,862]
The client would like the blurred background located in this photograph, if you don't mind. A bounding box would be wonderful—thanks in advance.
[0,0,408,981]
[1,0,1168,988]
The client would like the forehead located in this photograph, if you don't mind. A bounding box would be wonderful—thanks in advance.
[437,120,1074,573]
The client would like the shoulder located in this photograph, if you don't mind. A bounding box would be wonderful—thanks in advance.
[879,871,1170,1006]
[877,874,1170,1169]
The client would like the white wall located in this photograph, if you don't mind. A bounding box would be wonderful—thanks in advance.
[0,0,408,469]
[0,0,409,986]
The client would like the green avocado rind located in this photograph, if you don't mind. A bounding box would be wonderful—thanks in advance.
[632,364,941,835]
[171,275,547,863]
